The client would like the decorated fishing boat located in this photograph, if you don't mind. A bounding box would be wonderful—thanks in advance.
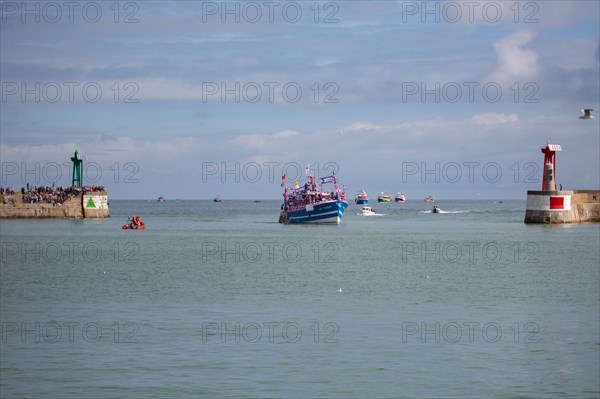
[395,192,406,203]
[355,188,369,204]
[279,173,348,224]
[377,192,392,203]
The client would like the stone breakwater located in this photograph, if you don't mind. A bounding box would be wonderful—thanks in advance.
[0,192,109,219]
[524,190,600,224]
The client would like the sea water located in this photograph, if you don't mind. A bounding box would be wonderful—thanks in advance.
[1,200,599,398]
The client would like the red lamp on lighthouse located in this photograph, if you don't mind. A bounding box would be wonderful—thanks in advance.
[541,143,561,191]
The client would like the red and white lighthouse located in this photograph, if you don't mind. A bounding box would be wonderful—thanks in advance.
[541,143,561,191]
[525,142,600,224]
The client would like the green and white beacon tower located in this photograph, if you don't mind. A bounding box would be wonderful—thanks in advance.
[71,149,84,187]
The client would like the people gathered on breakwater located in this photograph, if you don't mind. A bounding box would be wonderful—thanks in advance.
[1,185,105,206]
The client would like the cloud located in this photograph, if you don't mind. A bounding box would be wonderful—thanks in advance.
[1,2,597,199]
[227,130,300,150]
[471,113,519,125]
[2,112,597,199]
[272,130,300,138]
[488,30,540,83]
[343,122,383,132]
[0,136,203,165]
[312,59,338,67]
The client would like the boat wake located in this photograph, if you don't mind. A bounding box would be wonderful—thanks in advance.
[420,210,469,214]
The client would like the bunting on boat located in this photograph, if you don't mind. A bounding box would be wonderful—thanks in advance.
[280,173,348,224]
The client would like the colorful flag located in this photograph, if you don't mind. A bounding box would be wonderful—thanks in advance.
[294,179,299,188]
[305,163,310,175]
[321,176,334,184]
[281,174,286,186]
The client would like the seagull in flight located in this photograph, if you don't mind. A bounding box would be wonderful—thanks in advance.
[579,109,595,119]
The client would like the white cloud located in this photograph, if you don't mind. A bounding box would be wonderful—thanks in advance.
[471,113,519,125]
[312,59,338,67]
[137,78,203,101]
[1,2,597,199]
[227,130,300,150]
[0,136,203,165]
[272,130,300,138]
[343,122,383,132]
[489,30,540,83]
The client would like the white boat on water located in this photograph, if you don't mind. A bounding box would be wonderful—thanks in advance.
[357,206,376,216]
[395,192,406,203]
[424,195,435,203]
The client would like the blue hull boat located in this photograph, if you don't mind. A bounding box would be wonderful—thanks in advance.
[280,172,348,225]
[286,200,348,224]
[355,188,369,205]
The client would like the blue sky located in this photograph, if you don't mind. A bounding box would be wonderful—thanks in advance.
[1,0,599,199]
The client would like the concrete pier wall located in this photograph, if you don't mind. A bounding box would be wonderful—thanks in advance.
[0,192,109,219]
[82,193,110,218]
[524,190,600,224]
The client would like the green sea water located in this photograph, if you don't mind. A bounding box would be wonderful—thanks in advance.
[1,200,599,398]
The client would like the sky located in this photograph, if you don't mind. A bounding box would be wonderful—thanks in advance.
[1,0,599,200]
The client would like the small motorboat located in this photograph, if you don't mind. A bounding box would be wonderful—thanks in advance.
[424,195,435,203]
[122,215,146,229]
[213,195,221,202]
[395,192,406,203]
[157,196,165,202]
[432,206,441,214]
[358,206,376,216]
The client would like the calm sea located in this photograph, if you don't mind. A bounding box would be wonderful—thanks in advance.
[1,200,599,398]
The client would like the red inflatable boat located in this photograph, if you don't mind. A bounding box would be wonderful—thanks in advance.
[122,216,146,230]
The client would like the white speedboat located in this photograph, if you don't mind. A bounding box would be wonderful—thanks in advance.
[358,206,376,216]
[395,192,406,203]
[424,195,435,203]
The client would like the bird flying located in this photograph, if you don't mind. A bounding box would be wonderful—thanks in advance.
[579,109,595,119]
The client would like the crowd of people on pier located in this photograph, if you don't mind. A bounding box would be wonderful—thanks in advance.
[1,184,105,206]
